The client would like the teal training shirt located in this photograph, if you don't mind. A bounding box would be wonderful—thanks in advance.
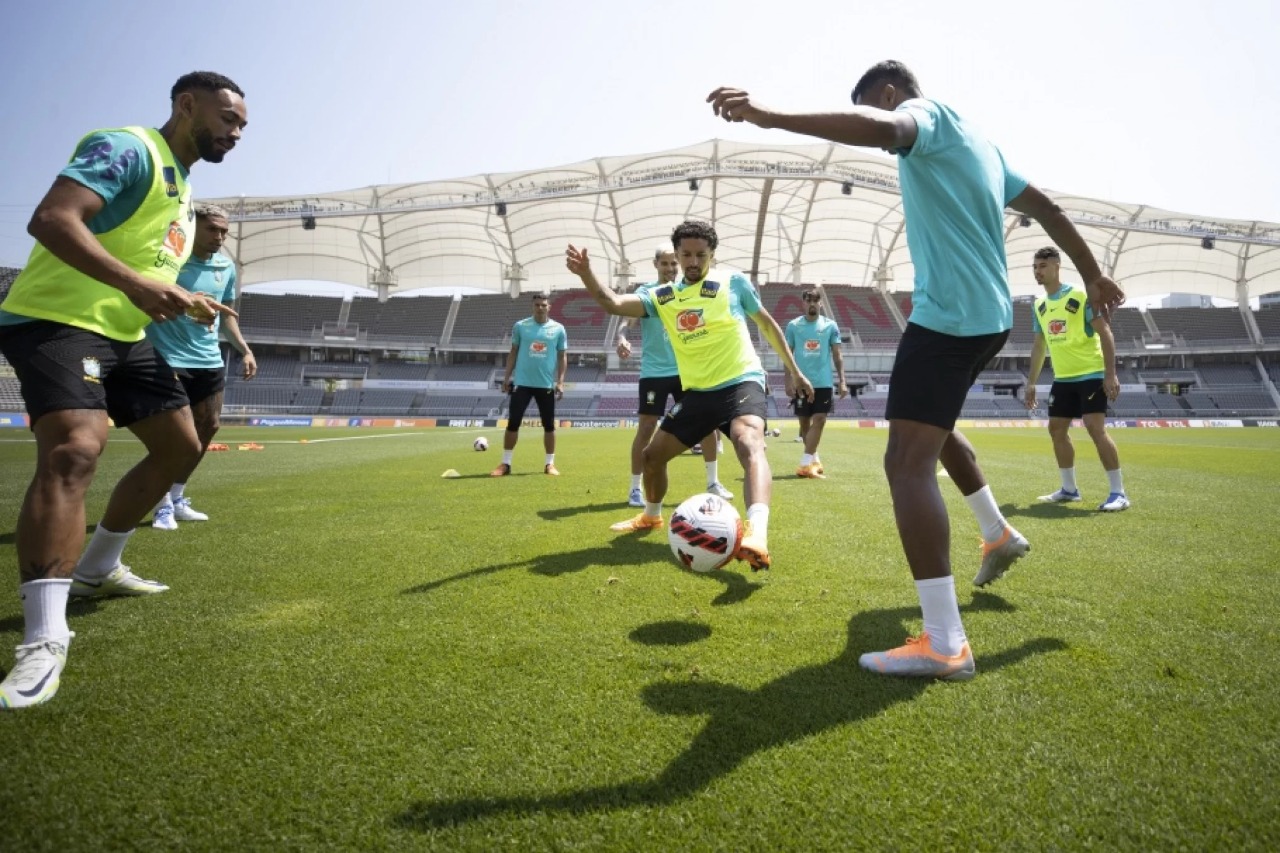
[894,98,1028,337]
[632,281,679,379]
[145,253,237,369]
[511,317,567,388]
[785,314,842,387]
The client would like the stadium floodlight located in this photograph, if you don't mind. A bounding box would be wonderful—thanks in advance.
[841,182,853,195]
[1019,215,1032,227]
[495,201,508,217]
[302,216,316,230]
[1201,236,1215,250]
[688,179,699,191]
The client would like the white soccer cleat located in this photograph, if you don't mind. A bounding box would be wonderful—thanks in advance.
[1038,488,1081,503]
[152,504,178,530]
[0,634,73,710]
[1098,492,1131,512]
[706,481,735,500]
[627,487,644,508]
[69,563,169,598]
[173,497,209,522]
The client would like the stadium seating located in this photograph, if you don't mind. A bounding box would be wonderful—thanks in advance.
[238,293,344,334]
[1148,306,1253,344]
[346,295,450,341]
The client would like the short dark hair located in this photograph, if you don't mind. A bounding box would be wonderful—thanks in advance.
[851,60,921,105]
[671,219,718,252]
[171,71,244,102]
[1033,246,1061,262]
[530,292,549,302]
[193,202,229,220]
[803,288,822,301]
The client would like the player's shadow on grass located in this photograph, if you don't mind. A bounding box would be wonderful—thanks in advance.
[401,539,766,605]
[393,598,1065,831]
[1001,502,1095,520]
[537,502,634,521]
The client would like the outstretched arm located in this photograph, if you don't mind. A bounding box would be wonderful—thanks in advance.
[565,245,646,318]
[1008,185,1126,318]
[706,88,917,150]
[752,307,814,401]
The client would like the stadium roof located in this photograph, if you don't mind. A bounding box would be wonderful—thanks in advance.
[206,139,1280,303]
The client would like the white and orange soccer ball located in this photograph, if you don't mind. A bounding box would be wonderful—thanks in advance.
[473,436,489,451]
[668,493,743,573]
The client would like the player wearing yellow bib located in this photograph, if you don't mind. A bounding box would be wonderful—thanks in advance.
[567,220,814,571]
[0,72,247,710]
[1025,247,1129,512]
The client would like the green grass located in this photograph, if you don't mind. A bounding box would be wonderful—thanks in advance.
[1,423,1278,851]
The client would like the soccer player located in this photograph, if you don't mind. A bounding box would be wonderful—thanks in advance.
[707,62,1124,678]
[147,203,257,530]
[566,219,815,572]
[1025,246,1129,512]
[0,71,247,708]
[784,288,847,479]
[616,247,733,507]
[492,292,567,477]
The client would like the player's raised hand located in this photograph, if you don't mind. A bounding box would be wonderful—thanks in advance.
[706,88,776,128]
[185,293,237,328]
[565,244,592,278]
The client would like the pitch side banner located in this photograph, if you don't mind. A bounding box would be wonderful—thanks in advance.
[0,412,29,428]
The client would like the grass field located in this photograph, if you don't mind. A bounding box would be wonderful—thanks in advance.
[1,423,1278,851]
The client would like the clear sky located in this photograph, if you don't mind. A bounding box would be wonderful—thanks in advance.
[2,0,1277,276]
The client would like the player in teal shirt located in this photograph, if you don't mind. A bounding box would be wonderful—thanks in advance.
[707,61,1124,680]
[615,248,732,507]
[145,203,256,530]
[784,289,846,479]
[493,293,568,477]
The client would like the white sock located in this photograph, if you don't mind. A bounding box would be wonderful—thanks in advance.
[77,526,134,578]
[630,474,642,491]
[964,485,1008,543]
[916,576,967,656]
[545,454,555,466]
[502,450,513,466]
[1106,468,1125,494]
[800,453,814,466]
[705,460,719,487]
[170,483,186,502]
[645,501,663,517]
[156,492,174,511]
[1060,468,1078,492]
[746,503,769,540]
[20,579,72,645]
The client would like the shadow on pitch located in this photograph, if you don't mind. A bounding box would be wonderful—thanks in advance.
[537,502,634,521]
[401,538,766,605]
[393,597,1065,831]
[0,597,104,642]
[1001,501,1096,521]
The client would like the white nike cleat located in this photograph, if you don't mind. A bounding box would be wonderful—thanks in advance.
[1038,488,1081,503]
[706,481,734,500]
[0,633,73,709]
[69,564,169,598]
[1098,492,1131,512]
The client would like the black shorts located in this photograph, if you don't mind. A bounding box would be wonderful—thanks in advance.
[660,381,768,447]
[793,387,834,417]
[1048,378,1108,419]
[174,366,226,407]
[637,375,684,417]
[0,319,188,429]
[507,385,556,432]
[885,323,1009,431]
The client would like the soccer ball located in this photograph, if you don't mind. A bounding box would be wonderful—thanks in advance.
[768,428,781,437]
[473,436,489,451]
[668,493,743,573]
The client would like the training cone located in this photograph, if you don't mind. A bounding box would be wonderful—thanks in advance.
[441,469,461,479]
